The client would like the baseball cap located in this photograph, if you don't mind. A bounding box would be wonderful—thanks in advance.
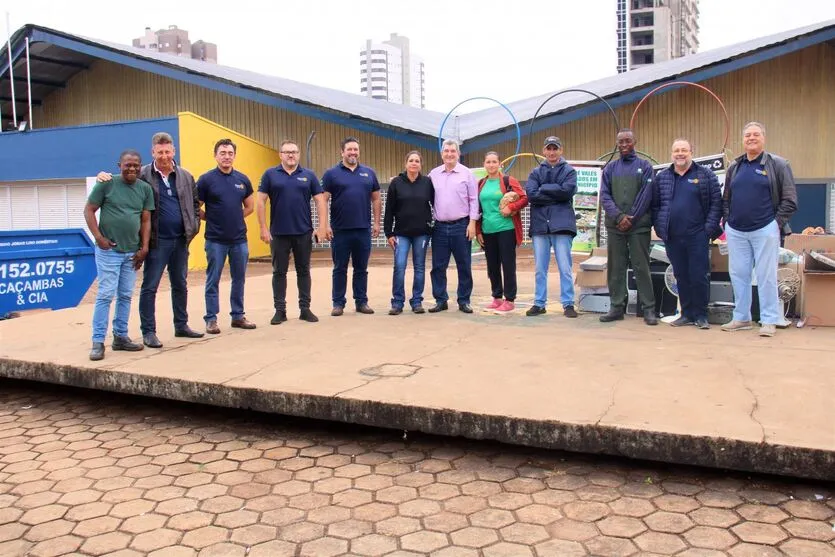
[544,136,562,148]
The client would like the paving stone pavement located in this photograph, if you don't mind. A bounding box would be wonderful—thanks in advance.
[0,380,833,557]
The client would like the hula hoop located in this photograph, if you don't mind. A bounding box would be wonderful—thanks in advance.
[629,81,731,157]
[527,89,621,163]
[438,97,521,173]
[499,152,545,171]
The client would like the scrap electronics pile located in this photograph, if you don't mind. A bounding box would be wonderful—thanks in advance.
[574,228,835,328]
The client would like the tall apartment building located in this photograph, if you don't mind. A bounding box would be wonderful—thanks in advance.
[617,0,699,73]
[360,33,425,108]
[133,25,218,63]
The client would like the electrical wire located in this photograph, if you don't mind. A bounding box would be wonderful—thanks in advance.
[438,97,521,173]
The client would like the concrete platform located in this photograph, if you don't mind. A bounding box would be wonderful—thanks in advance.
[1,265,833,481]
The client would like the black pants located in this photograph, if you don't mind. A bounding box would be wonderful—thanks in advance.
[665,231,710,321]
[483,229,517,301]
[271,232,313,311]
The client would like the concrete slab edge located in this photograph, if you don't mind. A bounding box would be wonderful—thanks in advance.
[1,358,831,482]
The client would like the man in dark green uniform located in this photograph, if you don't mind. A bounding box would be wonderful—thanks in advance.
[599,129,658,325]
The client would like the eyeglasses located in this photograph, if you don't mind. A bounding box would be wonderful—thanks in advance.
[280,150,299,155]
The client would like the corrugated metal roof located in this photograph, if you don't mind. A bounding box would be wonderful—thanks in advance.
[460,19,835,140]
[4,19,834,142]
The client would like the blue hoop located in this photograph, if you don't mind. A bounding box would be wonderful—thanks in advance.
[438,97,521,173]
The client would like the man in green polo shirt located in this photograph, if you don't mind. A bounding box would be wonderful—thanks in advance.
[84,150,155,361]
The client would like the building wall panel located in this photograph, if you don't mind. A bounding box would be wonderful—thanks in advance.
[466,43,835,180]
[38,60,435,180]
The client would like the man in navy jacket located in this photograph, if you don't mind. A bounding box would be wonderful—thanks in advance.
[525,136,578,317]
[652,139,722,329]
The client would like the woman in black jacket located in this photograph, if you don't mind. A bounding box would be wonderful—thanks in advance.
[383,151,435,315]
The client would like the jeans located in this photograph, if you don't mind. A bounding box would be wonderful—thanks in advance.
[204,240,249,322]
[331,228,371,308]
[91,248,137,343]
[483,229,517,301]
[139,236,189,334]
[271,232,313,311]
[726,220,781,324]
[533,234,575,308]
[665,231,710,321]
[431,219,473,305]
[391,235,429,309]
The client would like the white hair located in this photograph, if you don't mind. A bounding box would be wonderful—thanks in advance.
[743,121,766,135]
[441,139,461,153]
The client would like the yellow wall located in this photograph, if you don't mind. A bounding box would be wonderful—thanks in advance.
[178,112,279,270]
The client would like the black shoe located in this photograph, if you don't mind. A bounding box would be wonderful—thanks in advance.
[696,318,711,330]
[271,310,288,325]
[388,307,403,315]
[458,304,473,314]
[412,305,426,314]
[299,309,318,323]
[356,304,375,314]
[599,310,625,323]
[174,326,204,338]
[89,342,105,361]
[142,333,163,348]
[670,316,694,327]
[643,309,659,326]
[563,306,578,318]
[526,305,546,317]
[428,302,448,313]
[331,307,344,317]
[112,335,144,352]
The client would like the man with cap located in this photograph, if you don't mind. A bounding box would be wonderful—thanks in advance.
[599,128,658,325]
[525,136,579,317]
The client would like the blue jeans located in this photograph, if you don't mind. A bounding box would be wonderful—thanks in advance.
[726,220,781,324]
[140,236,189,334]
[331,229,371,308]
[665,231,710,321]
[204,240,249,322]
[431,219,473,305]
[391,235,429,309]
[533,234,574,308]
[91,248,137,343]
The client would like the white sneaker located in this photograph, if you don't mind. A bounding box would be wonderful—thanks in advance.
[759,324,776,337]
[721,320,753,332]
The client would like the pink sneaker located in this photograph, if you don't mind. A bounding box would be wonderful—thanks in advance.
[497,300,515,312]
[486,298,503,309]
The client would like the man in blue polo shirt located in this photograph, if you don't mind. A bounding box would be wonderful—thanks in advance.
[197,138,256,334]
[321,137,382,316]
[257,140,331,325]
[721,122,797,338]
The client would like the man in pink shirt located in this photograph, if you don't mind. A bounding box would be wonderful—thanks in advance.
[428,139,480,314]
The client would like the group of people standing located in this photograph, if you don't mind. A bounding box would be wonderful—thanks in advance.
[83,120,796,360]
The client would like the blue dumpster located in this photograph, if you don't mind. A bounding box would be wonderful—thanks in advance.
[0,229,97,314]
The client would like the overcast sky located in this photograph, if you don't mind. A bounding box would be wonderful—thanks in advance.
[4,0,835,114]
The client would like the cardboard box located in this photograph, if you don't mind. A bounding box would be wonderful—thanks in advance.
[575,269,608,288]
[801,252,835,326]
[710,244,729,273]
[785,234,835,255]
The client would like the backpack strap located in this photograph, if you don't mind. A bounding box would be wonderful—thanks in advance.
[503,175,511,193]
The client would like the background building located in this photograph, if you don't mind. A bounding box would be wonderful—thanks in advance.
[360,33,425,108]
[133,25,218,63]
[617,0,700,73]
